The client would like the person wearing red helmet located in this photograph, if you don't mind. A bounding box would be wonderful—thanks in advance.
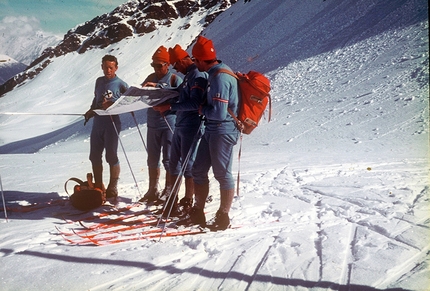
[178,36,240,231]
[153,44,208,217]
[139,46,183,204]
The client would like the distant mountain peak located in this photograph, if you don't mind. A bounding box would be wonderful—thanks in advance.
[0,0,236,96]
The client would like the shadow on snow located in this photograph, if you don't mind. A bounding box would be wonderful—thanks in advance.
[0,248,409,291]
[0,109,148,154]
[0,190,133,221]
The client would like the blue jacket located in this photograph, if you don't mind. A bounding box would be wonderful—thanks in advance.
[171,63,208,128]
[201,62,239,133]
[143,71,183,129]
[91,75,128,110]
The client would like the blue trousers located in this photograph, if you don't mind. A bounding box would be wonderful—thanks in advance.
[169,125,203,178]
[147,127,173,172]
[192,131,239,190]
[89,115,121,166]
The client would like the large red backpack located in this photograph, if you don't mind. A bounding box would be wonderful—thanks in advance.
[214,69,271,196]
[216,69,271,134]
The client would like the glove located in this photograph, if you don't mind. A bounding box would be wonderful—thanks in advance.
[84,110,95,126]
[102,100,114,110]
[153,103,171,113]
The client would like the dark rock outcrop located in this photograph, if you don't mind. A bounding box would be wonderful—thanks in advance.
[0,0,237,97]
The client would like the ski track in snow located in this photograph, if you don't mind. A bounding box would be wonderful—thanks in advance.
[233,160,429,288]
[0,157,428,290]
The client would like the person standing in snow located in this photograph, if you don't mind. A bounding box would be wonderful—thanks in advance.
[177,36,240,231]
[153,44,208,217]
[139,46,183,204]
[84,54,129,198]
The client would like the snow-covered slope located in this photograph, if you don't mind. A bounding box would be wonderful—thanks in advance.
[203,0,429,163]
[0,0,429,290]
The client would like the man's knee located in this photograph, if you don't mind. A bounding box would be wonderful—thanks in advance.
[106,153,119,166]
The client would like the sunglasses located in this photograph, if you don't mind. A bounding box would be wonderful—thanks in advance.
[151,63,166,69]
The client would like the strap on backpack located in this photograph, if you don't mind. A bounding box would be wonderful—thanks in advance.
[64,177,85,196]
[213,69,243,131]
[64,173,95,196]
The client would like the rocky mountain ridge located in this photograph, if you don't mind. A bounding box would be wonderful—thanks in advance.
[0,0,237,96]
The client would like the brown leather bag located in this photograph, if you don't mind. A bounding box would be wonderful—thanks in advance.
[65,173,106,211]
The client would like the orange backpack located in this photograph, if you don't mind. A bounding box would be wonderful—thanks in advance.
[216,69,271,134]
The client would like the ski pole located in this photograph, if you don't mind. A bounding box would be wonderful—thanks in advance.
[162,114,174,134]
[110,115,142,200]
[0,174,8,222]
[236,133,243,196]
[131,111,164,199]
[157,119,204,239]
[130,112,148,152]
[0,112,84,116]
[157,119,204,223]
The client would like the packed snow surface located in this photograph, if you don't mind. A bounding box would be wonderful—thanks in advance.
[0,1,428,290]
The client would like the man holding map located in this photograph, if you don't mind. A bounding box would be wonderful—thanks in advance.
[138,46,183,204]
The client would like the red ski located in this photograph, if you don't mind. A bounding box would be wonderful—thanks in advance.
[61,203,149,224]
[56,213,164,237]
[87,227,206,246]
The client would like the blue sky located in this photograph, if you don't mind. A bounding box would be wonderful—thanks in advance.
[0,0,126,35]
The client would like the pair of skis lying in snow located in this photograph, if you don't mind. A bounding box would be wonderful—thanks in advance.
[56,204,221,246]
[11,198,279,246]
